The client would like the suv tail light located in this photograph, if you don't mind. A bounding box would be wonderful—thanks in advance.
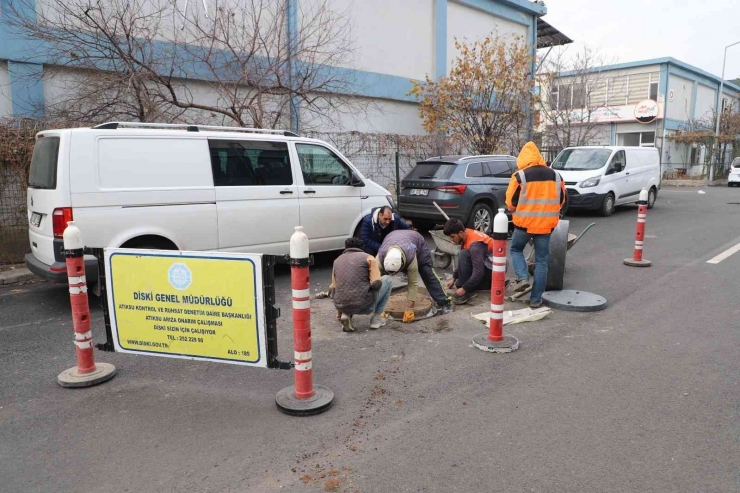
[52,208,73,239]
[436,185,467,195]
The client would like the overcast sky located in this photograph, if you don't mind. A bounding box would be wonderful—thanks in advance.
[542,0,740,81]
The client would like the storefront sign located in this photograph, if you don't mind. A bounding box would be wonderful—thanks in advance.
[634,99,660,124]
[548,102,664,125]
[105,249,267,367]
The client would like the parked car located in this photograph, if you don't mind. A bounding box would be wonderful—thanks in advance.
[25,122,394,284]
[397,155,515,235]
[728,157,740,187]
[552,146,661,216]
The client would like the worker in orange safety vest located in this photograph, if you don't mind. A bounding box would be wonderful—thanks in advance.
[505,142,567,308]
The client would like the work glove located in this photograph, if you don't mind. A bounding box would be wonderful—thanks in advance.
[402,310,415,323]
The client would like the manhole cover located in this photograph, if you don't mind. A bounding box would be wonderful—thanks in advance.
[542,290,607,312]
[385,294,433,318]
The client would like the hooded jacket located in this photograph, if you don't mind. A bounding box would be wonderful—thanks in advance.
[505,142,567,235]
[359,207,410,255]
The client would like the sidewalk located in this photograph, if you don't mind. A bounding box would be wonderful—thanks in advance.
[0,265,35,285]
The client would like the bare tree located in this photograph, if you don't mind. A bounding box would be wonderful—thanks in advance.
[4,0,366,128]
[537,46,617,149]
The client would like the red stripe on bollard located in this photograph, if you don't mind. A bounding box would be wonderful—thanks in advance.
[291,265,315,399]
[57,221,116,388]
[276,226,334,416]
[488,236,507,342]
[473,209,520,353]
[624,189,652,267]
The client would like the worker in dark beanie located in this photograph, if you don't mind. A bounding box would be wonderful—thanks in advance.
[442,218,494,304]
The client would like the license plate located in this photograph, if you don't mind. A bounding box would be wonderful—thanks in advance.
[30,212,42,228]
[410,189,429,196]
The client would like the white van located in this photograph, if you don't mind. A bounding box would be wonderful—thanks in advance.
[25,122,394,283]
[551,146,661,216]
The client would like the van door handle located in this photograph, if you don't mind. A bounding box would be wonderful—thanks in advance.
[303,189,316,194]
[280,190,293,195]
[625,172,630,175]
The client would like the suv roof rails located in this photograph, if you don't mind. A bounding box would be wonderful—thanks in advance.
[458,154,512,161]
[91,121,300,137]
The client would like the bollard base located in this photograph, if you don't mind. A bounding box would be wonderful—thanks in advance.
[276,384,334,417]
[624,258,652,267]
[472,333,520,353]
[57,362,117,388]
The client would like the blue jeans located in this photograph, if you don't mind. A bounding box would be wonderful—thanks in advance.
[366,276,393,315]
[510,229,551,303]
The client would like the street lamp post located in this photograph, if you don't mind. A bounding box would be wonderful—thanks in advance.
[711,40,740,183]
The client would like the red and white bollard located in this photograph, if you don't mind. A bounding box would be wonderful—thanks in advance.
[57,221,116,388]
[473,208,520,353]
[624,189,652,267]
[276,226,334,416]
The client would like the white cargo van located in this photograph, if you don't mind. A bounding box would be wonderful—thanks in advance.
[25,122,394,283]
[551,146,661,216]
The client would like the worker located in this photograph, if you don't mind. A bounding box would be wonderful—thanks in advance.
[359,206,410,256]
[377,230,452,321]
[442,219,495,305]
[329,237,393,332]
[505,141,567,309]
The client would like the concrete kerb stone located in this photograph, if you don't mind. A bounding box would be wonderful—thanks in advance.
[0,267,34,285]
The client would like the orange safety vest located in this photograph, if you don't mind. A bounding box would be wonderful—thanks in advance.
[510,167,563,235]
[462,228,494,253]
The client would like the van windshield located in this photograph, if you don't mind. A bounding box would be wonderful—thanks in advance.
[552,149,612,171]
[29,137,60,189]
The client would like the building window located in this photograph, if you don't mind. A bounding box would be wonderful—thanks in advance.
[572,83,587,109]
[722,98,730,112]
[550,86,559,110]
[641,132,655,146]
[648,73,659,101]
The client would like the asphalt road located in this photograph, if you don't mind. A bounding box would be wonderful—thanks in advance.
[1,187,739,493]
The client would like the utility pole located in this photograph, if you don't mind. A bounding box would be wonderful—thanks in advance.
[711,40,740,184]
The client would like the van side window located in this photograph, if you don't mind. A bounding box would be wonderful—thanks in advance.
[609,150,626,173]
[485,161,513,178]
[295,144,352,185]
[208,140,292,186]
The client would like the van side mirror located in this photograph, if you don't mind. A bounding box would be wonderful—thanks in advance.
[349,172,365,187]
[608,162,624,175]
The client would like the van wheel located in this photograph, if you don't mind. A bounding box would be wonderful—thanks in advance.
[600,193,615,217]
[468,203,494,235]
[647,187,657,209]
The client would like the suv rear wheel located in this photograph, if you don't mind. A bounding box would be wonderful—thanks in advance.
[468,203,494,235]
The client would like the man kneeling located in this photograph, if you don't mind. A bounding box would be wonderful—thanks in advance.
[377,229,452,320]
[330,238,393,332]
[442,219,495,304]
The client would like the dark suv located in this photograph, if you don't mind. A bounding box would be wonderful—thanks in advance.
[398,155,516,234]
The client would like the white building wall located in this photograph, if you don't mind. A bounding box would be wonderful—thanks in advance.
[666,74,693,121]
[695,84,717,122]
[301,97,424,135]
[0,61,12,118]
[446,2,527,67]
[326,0,434,80]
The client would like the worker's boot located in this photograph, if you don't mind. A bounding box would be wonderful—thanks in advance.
[433,302,452,315]
[340,313,355,332]
[369,313,387,330]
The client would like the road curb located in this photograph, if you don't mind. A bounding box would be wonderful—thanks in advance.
[0,266,34,285]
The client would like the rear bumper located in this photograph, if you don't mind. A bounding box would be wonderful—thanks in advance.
[566,190,607,210]
[25,253,99,284]
[398,202,470,223]
[728,173,740,183]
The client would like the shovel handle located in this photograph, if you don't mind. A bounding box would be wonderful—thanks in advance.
[433,201,450,221]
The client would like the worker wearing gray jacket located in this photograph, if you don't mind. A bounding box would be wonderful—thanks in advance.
[377,230,452,316]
